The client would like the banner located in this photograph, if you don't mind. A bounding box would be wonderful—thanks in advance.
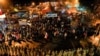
[0,14,6,21]
[45,13,58,17]
[32,15,38,18]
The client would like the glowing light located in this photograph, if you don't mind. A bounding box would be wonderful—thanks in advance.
[0,0,6,4]
[0,0,10,8]
[0,0,8,6]
[67,7,77,14]
[14,8,19,12]
[31,2,35,6]
[89,34,100,46]
[77,7,86,12]
[93,37,99,44]
[65,0,80,8]
[71,0,79,7]
[0,9,2,15]
[67,5,72,8]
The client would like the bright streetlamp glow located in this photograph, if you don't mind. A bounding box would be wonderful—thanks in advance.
[0,0,6,5]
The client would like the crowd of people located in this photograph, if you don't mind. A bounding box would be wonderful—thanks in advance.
[0,44,100,56]
[0,1,99,56]
[4,12,99,46]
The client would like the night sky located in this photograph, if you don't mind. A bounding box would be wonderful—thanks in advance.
[11,0,96,8]
[11,0,48,5]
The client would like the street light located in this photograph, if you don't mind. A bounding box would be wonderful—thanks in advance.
[0,0,6,5]
[31,2,35,7]
[0,0,10,8]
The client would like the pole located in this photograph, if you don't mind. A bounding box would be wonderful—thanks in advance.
[95,24,100,36]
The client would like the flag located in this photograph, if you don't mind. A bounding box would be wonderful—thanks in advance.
[0,9,2,15]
